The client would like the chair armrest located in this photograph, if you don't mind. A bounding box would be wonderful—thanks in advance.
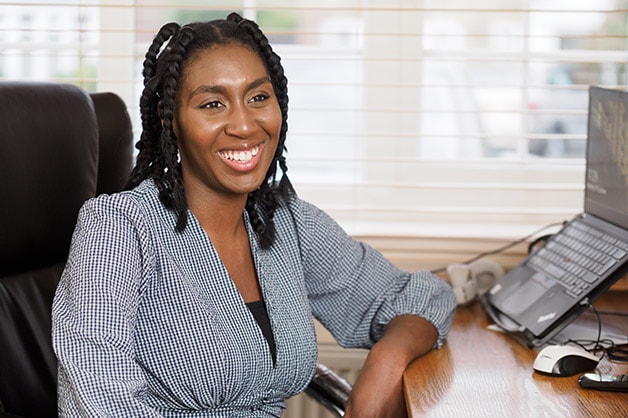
[304,363,352,417]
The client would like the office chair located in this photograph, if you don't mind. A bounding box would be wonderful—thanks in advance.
[305,364,352,417]
[0,81,350,418]
[0,81,133,417]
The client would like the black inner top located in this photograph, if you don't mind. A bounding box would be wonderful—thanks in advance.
[246,300,277,365]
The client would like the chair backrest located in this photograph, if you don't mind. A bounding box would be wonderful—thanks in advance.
[91,92,134,196]
[0,82,134,417]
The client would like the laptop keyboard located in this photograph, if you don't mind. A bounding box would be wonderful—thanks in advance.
[528,220,628,298]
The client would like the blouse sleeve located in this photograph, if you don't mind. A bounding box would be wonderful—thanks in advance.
[51,195,162,417]
[291,199,457,349]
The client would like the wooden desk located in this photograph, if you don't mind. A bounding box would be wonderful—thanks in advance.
[403,291,628,417]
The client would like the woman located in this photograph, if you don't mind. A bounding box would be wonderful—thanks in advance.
[52,12,456,417]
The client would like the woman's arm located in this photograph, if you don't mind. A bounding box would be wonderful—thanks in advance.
[288,198,456,416]
[291,199,456,350]
[52,195,162,417]
[345,314,438,418]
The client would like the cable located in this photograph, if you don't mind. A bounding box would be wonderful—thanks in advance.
[607,344,628,362]
[431,220,566,274]
[562,304,628,363]
[590,305,603,355]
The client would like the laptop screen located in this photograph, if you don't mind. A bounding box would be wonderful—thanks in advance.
[583,86,628,230]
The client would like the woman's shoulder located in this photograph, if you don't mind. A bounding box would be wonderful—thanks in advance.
[279,193,317,215]
[275,195,348,245]
[280,194,337,226]
[86,179,156,208]
[78,179,167,228]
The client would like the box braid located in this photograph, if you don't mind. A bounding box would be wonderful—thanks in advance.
[126,12,294,249]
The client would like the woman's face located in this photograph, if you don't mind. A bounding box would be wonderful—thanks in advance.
[173,43,282,200]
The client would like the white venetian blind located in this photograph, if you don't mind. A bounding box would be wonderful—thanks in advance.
[2,0,627,240]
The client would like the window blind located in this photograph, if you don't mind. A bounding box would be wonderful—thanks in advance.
[2,0,627,240]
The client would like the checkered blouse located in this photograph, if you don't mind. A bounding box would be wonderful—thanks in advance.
[52,180,456,417]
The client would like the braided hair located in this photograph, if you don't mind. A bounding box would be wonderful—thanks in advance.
[126,12,294,249]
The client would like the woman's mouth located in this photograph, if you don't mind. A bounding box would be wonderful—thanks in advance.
[220,144,260,162]
[218,143,264,172]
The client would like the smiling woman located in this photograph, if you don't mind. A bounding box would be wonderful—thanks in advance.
[50,12,457,418]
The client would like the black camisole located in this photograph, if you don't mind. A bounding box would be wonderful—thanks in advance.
[246,300,277,365]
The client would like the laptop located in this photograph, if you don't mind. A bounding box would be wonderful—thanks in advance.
[481,86,628,348]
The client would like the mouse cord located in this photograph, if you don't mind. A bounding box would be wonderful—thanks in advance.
[563,304,628,363]
[562,305,607,360]
[590,304,604,355]
[593,307,628,361]
[588,304,628,362]
[606,344,628,362]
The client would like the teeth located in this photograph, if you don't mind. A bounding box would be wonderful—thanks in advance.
[222,145,259,162]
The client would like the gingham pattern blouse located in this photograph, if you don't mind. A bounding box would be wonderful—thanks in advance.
[52,180,456,417]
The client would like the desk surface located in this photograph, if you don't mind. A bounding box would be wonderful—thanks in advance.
[403,291,628,417]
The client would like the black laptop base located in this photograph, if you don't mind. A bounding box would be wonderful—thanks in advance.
[481,263,628,348]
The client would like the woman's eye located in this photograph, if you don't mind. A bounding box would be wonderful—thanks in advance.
[251,93,270,103]
[201,100,223,109]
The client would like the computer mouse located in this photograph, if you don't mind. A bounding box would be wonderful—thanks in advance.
[532,344,600,376]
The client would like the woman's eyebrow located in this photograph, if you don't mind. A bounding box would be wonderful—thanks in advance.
[190,85,225,97]
[248,77,273,90]
[189,77,272,98]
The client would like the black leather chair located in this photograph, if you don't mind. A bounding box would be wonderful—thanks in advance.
[0,82,133,417]
[305,364,352,417]
[0,82,350,418]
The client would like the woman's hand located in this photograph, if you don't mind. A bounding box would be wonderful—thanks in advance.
[344,315,438,418]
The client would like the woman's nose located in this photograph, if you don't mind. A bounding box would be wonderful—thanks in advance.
[224,104,256,138]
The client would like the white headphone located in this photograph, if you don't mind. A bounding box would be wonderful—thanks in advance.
[445,258,505,305]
